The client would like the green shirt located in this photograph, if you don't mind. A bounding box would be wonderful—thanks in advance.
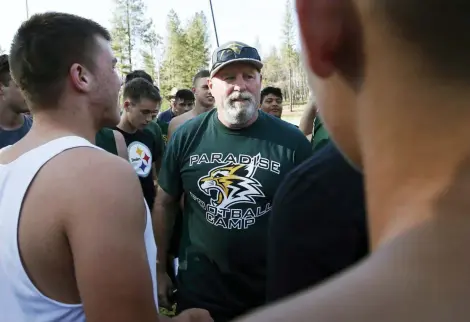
[154,119,169,146]
[312,116,329,152]
[96,123,164,156]
[95,128,118,155]
[158,110,312,318]
[95,124,164,208]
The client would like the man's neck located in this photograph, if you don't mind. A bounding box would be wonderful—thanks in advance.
[218,109,259,129]
[26,107,97,144]
[194,103,213,115]
[117,116,137,134]
[359,83,470,250]
[0,106,24,130]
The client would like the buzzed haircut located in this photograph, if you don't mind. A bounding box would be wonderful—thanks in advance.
[378,0,470,81]
[193,70,210,87]
[261,87,283,103]
[125,70,153,84]
[175,89,195,102]
[0,55,11,86]
[123,78,161,103]
[9,12,111,108]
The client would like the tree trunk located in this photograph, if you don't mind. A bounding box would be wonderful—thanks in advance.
[289,67,293,112]
[126,0,132,70]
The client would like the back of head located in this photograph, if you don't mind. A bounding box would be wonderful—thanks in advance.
[377,0,470,82]
[125,70,154,85]
[9,12,111,109]
[123,78,161,104]
[0,55,11,86]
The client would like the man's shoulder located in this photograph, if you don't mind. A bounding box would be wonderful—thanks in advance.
[144,122,162,138]
[96,127,114,137]
[171,109,214,139]
[277,143,361,199]
[158,109,172,118]
[262,112,302,133]
[258,111,310,146]
[95,128,116,150]
[170,111,194,127]
[45,146,130,183]
[168,113,188,133]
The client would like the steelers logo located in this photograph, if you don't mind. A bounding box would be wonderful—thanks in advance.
[128,141,152,177]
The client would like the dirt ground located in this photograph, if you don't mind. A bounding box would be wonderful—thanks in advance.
[281,104,306,126]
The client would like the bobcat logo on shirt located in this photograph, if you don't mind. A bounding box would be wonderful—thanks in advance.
[197,155,265,209]
[128,141,152,178]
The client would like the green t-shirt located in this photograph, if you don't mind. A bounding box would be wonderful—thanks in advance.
[154,119,169,146]
[158,110,312,318]
[95,128,118,155]
[96,123,164,157]
[312,116,329,152]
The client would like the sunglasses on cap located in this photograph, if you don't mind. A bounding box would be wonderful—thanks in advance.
[212,46,261,70]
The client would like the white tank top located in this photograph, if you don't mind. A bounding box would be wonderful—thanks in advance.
[0,136,158,322]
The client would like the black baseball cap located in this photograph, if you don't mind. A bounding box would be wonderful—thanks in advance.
[210,41,263,78]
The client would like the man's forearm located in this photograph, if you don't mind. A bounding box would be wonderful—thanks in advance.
[299,102,317,135]
[153,198,179,271]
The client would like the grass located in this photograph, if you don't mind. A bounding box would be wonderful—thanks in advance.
[280,104,306,126]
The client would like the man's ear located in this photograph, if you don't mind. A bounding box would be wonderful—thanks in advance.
[69,63,91,93]
[208,78,213,91]
[297,0,364,86]
[123,99,131,111]
[296,0,348,78]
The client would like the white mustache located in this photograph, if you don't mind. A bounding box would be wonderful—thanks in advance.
[228,92,254,102]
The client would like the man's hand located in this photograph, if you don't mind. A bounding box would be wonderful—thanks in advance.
[158,271,174,309]
[173,309,213,322]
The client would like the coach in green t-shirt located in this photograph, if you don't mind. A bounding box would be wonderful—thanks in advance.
[153,41,312,321]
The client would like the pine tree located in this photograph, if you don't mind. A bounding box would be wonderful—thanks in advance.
[185,12,210,81]
[160,10,187,96]
[281,0,296,111]
[160,10,211,95]
[253,36,262,57]
[110,0,150,76]
[262,47,284,86]
[141,22,163,85]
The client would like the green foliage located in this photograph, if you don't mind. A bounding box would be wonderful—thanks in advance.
[108,0,309,105]
[159,10,210,97]
[110,0,153,76]
[261,0,310,107]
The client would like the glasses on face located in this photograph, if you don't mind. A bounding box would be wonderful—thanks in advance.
[212,46,261,71]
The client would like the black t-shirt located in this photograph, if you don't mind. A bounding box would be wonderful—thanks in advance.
[266,141,369,302]
[115,127,162,209]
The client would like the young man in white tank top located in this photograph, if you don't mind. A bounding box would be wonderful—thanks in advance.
[0,12,211,322]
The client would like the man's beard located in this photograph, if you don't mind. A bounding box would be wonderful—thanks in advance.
[221,91,257,127]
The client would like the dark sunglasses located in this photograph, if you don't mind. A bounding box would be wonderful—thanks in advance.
[212,46,261,70]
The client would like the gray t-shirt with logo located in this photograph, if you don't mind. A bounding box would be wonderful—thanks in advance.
[0,115,33,149]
